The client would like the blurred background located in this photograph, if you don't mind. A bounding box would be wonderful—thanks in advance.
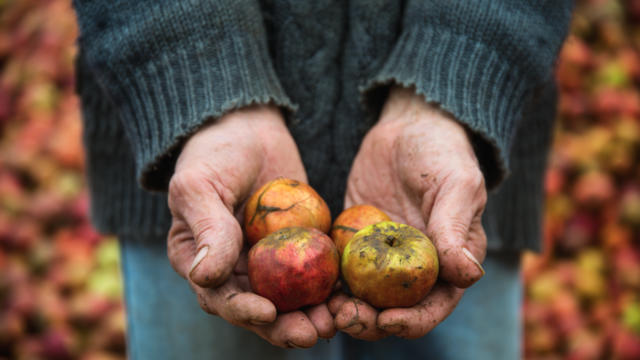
[0,0,639,359]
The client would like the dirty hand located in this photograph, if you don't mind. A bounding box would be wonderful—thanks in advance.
[167,105,335,348]
[330,87,488,340]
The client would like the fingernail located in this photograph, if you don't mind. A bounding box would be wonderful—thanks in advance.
[286,341,303,349]
[341,322,364,334]
[380,324,405,334]
[462,247,485,276]
[190,245,209,276]
[249,319,270,326]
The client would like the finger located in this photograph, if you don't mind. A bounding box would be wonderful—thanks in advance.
[252,311,318,348]
[424,178,487,288]
[235,274,251,291]
[328,292,350,315]
[377,283,464,339]
[234,248,249,274]
[344,191,355,210]
[334,297,387,341]
[305,304,336,339]
[169,170,243,287]
[193,275,318,348]
[193,276,276,326]
[467,214,488,263]
[167,217,197,278]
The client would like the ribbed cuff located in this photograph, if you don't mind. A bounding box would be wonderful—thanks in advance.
[101,36,294,191]
[84,136,172,237]
[483,81,557,252]
[79,73,172,236]
[362,27,533,189]
[484,154,548,252]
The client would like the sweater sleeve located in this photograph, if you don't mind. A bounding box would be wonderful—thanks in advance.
[73,0,294,191]
[362,0,573,189]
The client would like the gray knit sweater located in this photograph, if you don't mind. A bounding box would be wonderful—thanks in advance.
[73,0,573,251]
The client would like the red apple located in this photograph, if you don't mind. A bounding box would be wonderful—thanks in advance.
[612,326,640,360]
[248,227,339,312]
[244,178,331,246]
[572,170,614,207]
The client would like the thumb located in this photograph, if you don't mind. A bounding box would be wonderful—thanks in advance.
[168,170,243,288]
[424,181,486,289]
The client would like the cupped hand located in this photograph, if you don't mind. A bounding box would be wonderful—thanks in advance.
[330,87,488,340]
[167,105,335,348]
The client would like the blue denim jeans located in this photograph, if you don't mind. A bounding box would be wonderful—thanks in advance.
[119,234,521,359]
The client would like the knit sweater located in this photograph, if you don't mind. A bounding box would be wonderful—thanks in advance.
[73,0,573,252]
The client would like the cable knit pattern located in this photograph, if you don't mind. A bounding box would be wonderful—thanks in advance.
[261,0,345,215]
[74,0,573,250]
[331,1,404,207]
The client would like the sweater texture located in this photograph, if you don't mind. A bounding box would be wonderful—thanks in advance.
[73,0,573,252]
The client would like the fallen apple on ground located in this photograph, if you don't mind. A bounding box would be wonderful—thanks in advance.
[243,178,331,246]
[248,227,339,312]
[341,221,439,308]
[330,204,391,255]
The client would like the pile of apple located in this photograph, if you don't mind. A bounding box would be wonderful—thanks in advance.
[523,0,640,359]
[243,178,439,312]
[0,1,127,359]
[2,0,640,359]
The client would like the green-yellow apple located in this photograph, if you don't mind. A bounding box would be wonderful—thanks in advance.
[341,221,439,308]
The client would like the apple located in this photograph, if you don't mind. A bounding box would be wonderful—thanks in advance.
[244,178,331,246]
[248,227,339,312]
[330,205,390,255]
[341,221,438,308]
[612,326,640,360]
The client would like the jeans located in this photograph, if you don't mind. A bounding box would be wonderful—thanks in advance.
[119,233,521,359]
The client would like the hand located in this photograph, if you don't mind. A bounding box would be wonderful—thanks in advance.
[330,87,488,340]
[167,105,335,348]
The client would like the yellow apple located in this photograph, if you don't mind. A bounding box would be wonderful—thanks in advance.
[341,221,439,308]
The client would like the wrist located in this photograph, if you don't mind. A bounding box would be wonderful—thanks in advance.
[377,86,472,147]
[379,86,462,132]
[365,86,480,175]
[175,104,288,173]
[196,104,286,138]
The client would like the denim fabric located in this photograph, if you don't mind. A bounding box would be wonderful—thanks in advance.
[119,234,521,359]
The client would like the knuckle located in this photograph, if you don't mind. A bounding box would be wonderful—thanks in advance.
[455,170,484,190]
[476,187,488,208]
[167,170,203,212]
[429,215,468,240]
[443,218,469,241]
[168,167,238,213]
[190,217,216,242]
[169,168,206,197]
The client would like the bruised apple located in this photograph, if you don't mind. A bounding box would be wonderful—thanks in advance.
[331,205,391,255]
[341,221,439,308]
[244,178,331,246]
[248,227,339,312]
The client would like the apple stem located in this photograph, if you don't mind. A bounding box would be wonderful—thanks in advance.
[385,235,397,247]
